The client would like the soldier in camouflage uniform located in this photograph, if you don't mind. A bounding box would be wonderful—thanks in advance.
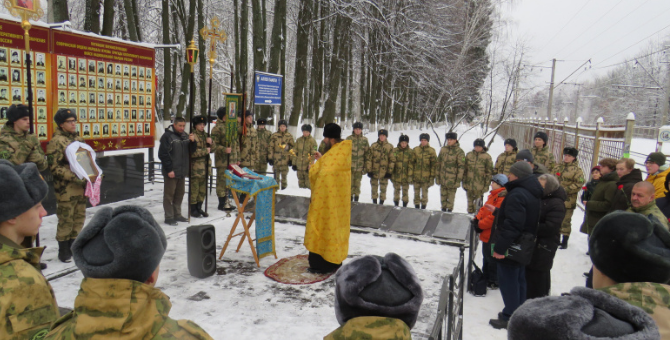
[189,115,212,218]
[495,138,517,175]
[255,118,272,174]
[531,131,556,172]
[46,109,87,263]
[45,206,214,340]
[292,124,317,189]
[365,129,394,204]
[269,120,295,190]
[412,133,437,209]
[0,160,60,340]
[211,107,239,211]
[238,111,258,170]
[437,132,465,212]
[553,147,584,249]
[346,122,369,202]
[390,134,414,207]
[463,138,494,214]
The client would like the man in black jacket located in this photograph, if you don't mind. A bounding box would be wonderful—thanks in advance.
[609,158,643,212]
[488,161,543,329]
[158,117,192,225]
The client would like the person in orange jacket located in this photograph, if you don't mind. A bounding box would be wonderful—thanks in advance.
[473,174,508,289]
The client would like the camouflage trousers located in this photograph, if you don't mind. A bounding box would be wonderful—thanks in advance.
[255,161,268,175]
[297,170,310,189]
[190,176,207,204]
[56,196,87,241]
[274,167,289,189]
[440,186,458,210]
[370,177,389,200]
[466,191,483,214]
[393,182,410,203]
[561,208,575,236]
[351,170,363,196]
[216,166,228,198]
[414,182,430,206]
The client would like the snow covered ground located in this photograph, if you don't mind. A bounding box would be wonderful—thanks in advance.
[38,124,651,339]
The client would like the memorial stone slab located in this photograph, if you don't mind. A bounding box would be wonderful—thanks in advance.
[274,195,310,220]
[388,208,431,235]
[430,212,471,243]
[350,203,392,229]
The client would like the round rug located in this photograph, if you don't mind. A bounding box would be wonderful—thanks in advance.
[264,255,335,285]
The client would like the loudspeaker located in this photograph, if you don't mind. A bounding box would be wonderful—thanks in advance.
[187,224,216,278]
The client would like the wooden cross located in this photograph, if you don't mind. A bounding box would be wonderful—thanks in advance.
[199,16,227,66]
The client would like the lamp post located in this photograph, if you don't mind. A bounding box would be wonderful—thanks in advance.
[186,39,198,222]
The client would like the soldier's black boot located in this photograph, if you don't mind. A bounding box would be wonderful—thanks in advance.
[447,209,452,212]
[373,199,377,204]
[218,197,225,211]
[379,200,384,205]
[238,193,247,204]
[198,202,209,218]
[441,208,446,212]
[58,241,72,263]
[421,204,426,210]
[394,201,399,207]
[403,202,408,207]
[415,204,420,209]
[191,204,202,218]
[354,196,359,202]
[559,235,569,249]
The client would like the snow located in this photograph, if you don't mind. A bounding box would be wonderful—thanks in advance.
[37,124,656,339]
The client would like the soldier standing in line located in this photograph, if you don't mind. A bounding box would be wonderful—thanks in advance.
[46,108,87,262]
[437,132,465,212]
[255,118,272,175]
[189,115,212,218]
[293,124,317,189]
[390,134,414,207]
[495,138,518,175]
[531,131,556,172]
[211,107,239,211]
[554,147,584,249]
[238,111,258,202]
[463,138,494,214]
[346,122,369,202]
[365,129,393,204]
[412,133,437,209]
[269,119,295,190]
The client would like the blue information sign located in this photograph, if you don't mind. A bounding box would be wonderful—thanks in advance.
[254,71,283,106]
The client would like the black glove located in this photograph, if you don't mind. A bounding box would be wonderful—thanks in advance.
[288,160,292,167]
[367,172,373,178]
[292,165,297,171]
[384,173,392,179]
[472,219,483,233]
[268,159,274,166]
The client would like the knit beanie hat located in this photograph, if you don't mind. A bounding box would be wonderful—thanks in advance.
[334,253,424,329]
[6,104,30,123]
[563,147,578,158]
[534,131,548,146]
[278,120,288,127]
[72,206,167,283]
[419,133,429,141]
[301,124,312,132]
[378,129,388,137]
[508,286,659,340]
[445,132,457,140]
[504,138,517,149]
[491,174,508,187]
[323,123,341,139]
[474,138,485,148]
[0,160,48,222]
[509,161,533,179]
[399,134,409,143]
[589,211,670,284]
[645,152,666,166]
[54,108,76,126]
[353,122,363,130]
[516,149,534,163]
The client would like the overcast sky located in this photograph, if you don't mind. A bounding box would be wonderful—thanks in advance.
[500,0,670,89]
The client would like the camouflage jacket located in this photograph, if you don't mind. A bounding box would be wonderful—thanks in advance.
[0,235,59,340]
[554,160,584,209]
[627,201,670,230]
[46,129,86,201]
[210,122,239,168]
[45,278,213,340]
[494,150,517,175]
[463,149,494,196]
[324,316,412,340]
[0,125,48,171]
[365,140,394,178]
[600,282,670,340]
[238,123,258,168]
[346,134,369,172]
[190,130,211,178]
[269,131,295,169]
[256,128,272,164]
[318,140,327,155]
[390,145,414,184]
[437,143,466,188]
[412,144,437,184]
[292,135,317,171]
[532,146,556,172]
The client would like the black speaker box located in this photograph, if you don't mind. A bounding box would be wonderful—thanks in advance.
[187,224,216,278]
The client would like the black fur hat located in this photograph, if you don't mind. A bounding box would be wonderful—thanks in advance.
[399,134,409,143]
[353,122,363,130]
[474,138,485,148]
[0,160,48,222]
[445,132,458,140]
[534,131,548,146]
[334,253,424,329]
[192,115,207,126]
[244,110,254,117]
[6,104,29,123]
[216,107,226,120]
[278,119,288,127]
[504,138,517,149]
[301,124,312,133]
[54,108,76,126]
[419,133,430,141]
[323,123,341,139]
[257,118,267,125]
[563,147,578,158]
[378,129,388,137]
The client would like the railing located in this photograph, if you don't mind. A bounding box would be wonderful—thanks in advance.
[634,125,658,140]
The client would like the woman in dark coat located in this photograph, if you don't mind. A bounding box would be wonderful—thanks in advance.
[655,174,670,220]
[526,174,566,299]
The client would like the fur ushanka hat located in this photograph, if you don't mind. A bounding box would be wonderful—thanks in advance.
[0,160,48,222]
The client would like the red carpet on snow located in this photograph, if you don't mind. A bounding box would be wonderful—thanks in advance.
[264,255,334,285]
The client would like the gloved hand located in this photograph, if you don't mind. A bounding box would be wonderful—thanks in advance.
[472,218,483,233]
[268,159,274,166]
[292,165,297,171]
[288,160,292,167]
[367,172,374,179]
[384,173,392,179]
